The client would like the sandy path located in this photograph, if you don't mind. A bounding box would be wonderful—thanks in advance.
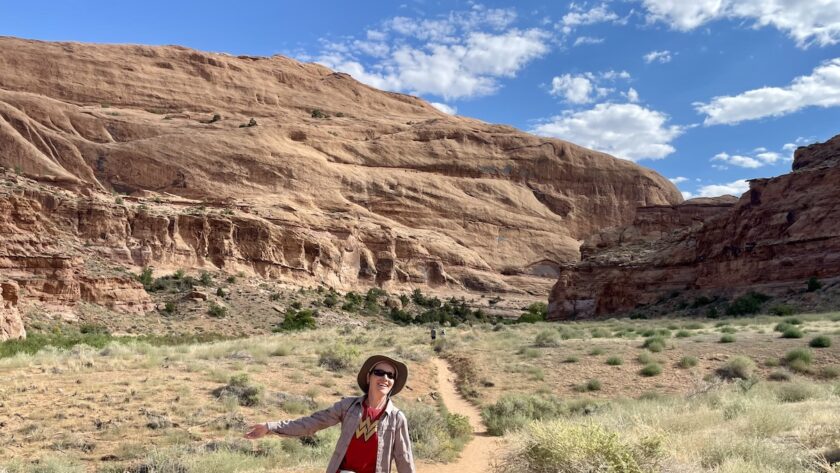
[416,358,499,473]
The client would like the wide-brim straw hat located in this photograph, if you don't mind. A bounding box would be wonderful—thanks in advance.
[357,355,408,397]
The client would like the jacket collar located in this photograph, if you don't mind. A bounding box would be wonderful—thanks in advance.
[352,394,397,415]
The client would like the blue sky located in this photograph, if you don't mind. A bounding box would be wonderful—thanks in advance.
[2,0,839,198]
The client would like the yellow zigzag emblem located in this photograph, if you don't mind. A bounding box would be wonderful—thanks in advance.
[354,417,380,442]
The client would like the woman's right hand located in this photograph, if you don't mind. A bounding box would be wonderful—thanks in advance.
[244,423,269,439]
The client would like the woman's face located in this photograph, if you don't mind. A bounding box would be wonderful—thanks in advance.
[367,361,396,397]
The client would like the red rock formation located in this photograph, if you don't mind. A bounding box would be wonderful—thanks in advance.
[0,37,682,325]
[549,135,840,320]
[1,280,25,340]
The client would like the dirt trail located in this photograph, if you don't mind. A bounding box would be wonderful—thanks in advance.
[417,358,499,473]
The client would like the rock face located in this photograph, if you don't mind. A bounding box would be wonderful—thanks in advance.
[549,134,840,320]
[1,280,25,340]
[0,37,681,321]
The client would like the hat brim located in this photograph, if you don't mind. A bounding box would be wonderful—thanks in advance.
[357,355,408,397]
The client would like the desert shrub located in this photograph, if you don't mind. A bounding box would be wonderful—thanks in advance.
[496,420,662,473]
[692,295,713,308]
[402,403,471,461]
[767,370,792,381]
[725,291,771,316]
[589,347,605,356]
[590,328,611,338]
[774,322,793,333]
[214,374,264,407]
[675,330,692,338]
[783,317,803,325]
[323,293,339,308]
[718,326,737,333]
[606,356,623,366]
[719,334,736,343]
[806,276,822,292]
[769,304,795,316]
[678,356,698,368]
[519,347,541,359]
[683,322,704,330]
[138,266,154,290]
[216,287,226,297]
[534,330,560,347]
[781,326,804,339]
[642,336,665,353]
[563,355,579,363]
[277,308,317,331]
[775,382,819,402]
[586,379,602,391]
[310,109,328,119]
[809,335,832,348]
[636,352,654,364]
[818,365,840,379]
[717,356,755,380]
[481,394,566,436]
[639,363,662,377]
[163,301,176,315]
[784,348,812,365]
[208,302,228,318]
[318,344,359,372]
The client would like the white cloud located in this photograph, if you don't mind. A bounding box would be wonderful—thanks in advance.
[669,176,689,184]
[531,103,684,161]
[560,4,620,34]
[317,8,551,101]
[640,0,840,48]
[430,102,457,114]
[681,191,695,200]
[696,179,750,197]
[626,87,640,102]
[711,149,788,169]
[573,36,605,46]
[550,74,595,104]
[712,152,763,168]
[548,70,631,104]
[695,58,840,125]
[643,50,672,63]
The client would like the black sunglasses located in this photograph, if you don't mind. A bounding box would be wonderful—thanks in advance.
[370,368,396,380]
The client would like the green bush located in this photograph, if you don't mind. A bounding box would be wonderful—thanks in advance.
[769,304,795,316]
[725,291,771,316]
[563,355,579,363]
[784,348,812,365]
[806,276,822,292]
[481,394,567,436]
[677,356,698,368]
[138,266,154,290]
[496,420,663,473]
[606,356,623,366]
[776,382,818,403]
[277,309,317,331]
[318,344,360,372]
[214,374,264,407]
[717,356,755,380]
[199,271,213,285]
[589,347,605,356]
[819,365,840,379]
[311,109,328,119]
[809,335,832,348]
[767,370,792,381]
[774,322,793,333]
[208,302,228,318]
[639,363,662,377]
[642,336,665,353]
[781,326,803,338]
[719,334,736,343]
[636,353,654,364]
[402,403,472,461]
[675,330,692,338]
[586,379,602,391]
[535,330,560,348]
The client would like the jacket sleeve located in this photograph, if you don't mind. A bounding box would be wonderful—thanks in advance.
[266,397,349,437]
[393,411,416,473]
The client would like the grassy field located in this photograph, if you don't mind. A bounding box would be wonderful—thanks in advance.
[1,306,839,472]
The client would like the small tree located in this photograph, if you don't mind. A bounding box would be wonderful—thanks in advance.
[806,276,822,292]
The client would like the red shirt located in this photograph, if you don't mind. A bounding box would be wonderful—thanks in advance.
[339,400,386,473]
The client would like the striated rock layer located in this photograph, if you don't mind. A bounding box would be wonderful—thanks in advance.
[0,36,681,319]
[549,134,840,320]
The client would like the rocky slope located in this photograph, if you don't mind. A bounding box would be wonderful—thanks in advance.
[0,37,682,335]
[549,134,840,320]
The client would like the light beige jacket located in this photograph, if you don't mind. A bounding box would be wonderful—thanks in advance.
[266,395,416,473]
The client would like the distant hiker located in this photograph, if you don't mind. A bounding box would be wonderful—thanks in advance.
[245,355,415,473]
[430,327,437,342]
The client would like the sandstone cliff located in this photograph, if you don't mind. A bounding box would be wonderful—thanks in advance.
[0,37,681,325]
[549,134,840,320]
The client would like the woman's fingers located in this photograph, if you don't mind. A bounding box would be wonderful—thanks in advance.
[244,423,268,439]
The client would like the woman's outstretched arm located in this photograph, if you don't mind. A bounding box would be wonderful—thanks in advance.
[245,397,353,439]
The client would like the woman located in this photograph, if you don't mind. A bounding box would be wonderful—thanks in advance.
[245,354,416,473]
